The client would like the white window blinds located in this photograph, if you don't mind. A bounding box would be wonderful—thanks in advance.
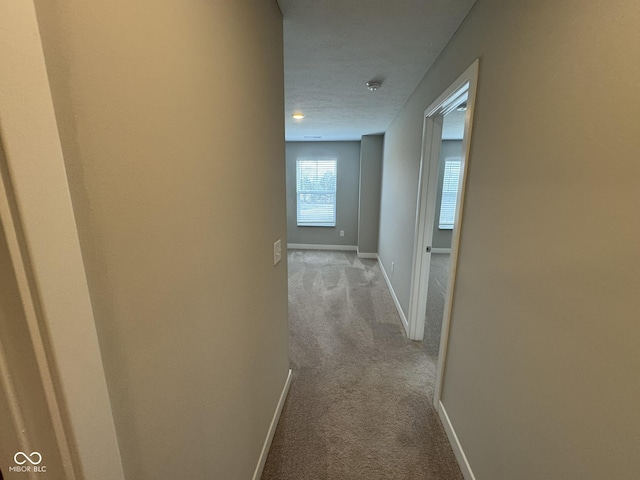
[438,158,461,229]
[296,159,337,227]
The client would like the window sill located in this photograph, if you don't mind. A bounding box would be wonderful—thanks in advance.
[297,224,336,227]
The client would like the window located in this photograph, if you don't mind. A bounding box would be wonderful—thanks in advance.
[438,158,461,229]
[296,159,337,227]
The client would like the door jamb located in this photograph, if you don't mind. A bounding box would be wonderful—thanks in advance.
[0,1,125,478]
[405,60,479,408]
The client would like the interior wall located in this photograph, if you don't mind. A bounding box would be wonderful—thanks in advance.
[358,135,384,254]
[379,0,640,478]
[33,1,289,479]
[432,140,462,249]
[286,141,361,246]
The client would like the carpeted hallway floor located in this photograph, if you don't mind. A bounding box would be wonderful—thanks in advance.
[261,250,462,480]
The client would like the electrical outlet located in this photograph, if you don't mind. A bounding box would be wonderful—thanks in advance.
[391,261,395,272]
[273,239,282,266]
[340,230,345,237]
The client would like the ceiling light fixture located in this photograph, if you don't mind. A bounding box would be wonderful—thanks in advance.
[292,113,305,119]
[366,81,382,92]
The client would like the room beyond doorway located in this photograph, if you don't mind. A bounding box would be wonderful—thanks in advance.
[405,60,479,408]
[423,108,465,361]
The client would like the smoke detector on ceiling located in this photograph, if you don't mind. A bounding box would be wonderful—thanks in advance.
[366,81,382,92]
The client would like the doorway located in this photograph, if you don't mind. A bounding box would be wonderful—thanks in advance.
[423,111,465,356]
[406,60,479,407]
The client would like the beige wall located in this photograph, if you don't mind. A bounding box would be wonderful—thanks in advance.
[379,0,640,478]
[33,1,289,479]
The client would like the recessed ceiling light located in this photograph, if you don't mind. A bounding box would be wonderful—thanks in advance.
[292,113,305,119]
[366,81,382,92]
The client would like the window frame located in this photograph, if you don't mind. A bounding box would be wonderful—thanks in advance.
[438,157,462,230]
[295,158,338,227]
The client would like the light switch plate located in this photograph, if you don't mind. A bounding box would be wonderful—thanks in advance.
[273,239,282,266]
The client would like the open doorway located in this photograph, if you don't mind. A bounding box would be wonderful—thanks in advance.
[423,110,465,359]
[406,60,479,408]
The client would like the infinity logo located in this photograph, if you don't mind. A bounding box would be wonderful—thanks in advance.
[14,452,42,465]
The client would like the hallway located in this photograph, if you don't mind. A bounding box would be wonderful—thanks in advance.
[262,250,462,479]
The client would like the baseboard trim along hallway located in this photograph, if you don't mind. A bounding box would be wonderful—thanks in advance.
[438,402,476,480]
[252,369,292,480]
[378,259,409,331]
[356,249,378,259]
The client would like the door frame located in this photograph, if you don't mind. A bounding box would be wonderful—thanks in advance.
[406,60,479,407]
[0,1,124,478]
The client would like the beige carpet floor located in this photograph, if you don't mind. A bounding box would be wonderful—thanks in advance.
[261,250,462,480]
[424,253,451,360]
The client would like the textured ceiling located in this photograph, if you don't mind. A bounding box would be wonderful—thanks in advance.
[278,0,477,141]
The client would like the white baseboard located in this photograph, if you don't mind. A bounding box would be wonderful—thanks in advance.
[437,401,476,480]
[252,369,292,480]
[356,249,378,259]
[431,248,451,254]
[287,243,357,251]
[377,260,409,331]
